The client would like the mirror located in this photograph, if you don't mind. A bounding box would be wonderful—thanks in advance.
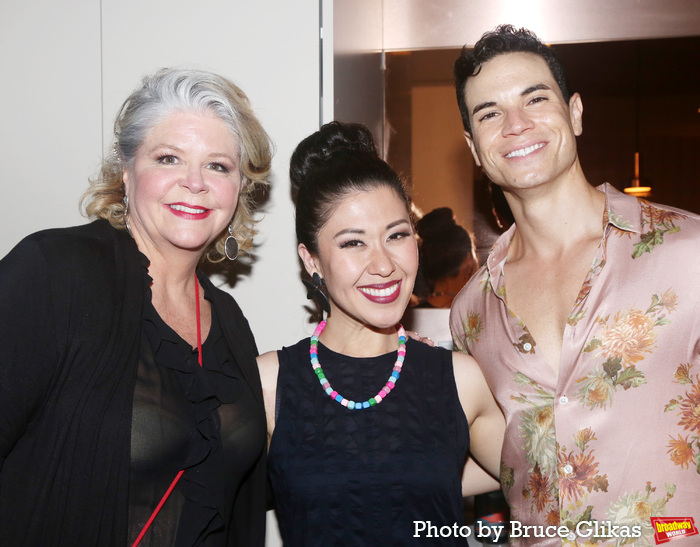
[385,36,700,264]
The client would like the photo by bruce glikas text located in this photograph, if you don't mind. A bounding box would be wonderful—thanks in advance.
[413,520,643,542]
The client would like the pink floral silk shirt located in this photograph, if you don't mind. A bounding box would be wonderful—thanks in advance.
[451,184,700,546]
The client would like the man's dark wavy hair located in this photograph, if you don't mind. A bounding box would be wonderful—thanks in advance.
[454,24,572,133]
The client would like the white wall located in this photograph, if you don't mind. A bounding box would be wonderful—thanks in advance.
[0,0,323,357]
[0,0,103,251]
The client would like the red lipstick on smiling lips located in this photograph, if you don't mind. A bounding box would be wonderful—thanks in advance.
[166,202,212,220]
[357,280,402,304]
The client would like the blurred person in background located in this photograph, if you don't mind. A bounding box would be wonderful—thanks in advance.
[412,206,478,309]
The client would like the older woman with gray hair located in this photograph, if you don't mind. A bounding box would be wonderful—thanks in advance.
[0,68,273,546]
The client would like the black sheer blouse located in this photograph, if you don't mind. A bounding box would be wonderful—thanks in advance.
[128,279,265,546]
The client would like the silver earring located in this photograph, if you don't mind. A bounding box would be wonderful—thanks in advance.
[123,194,132,234]
[224,225,239,260]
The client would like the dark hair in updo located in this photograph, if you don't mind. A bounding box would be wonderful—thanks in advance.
[290,121,411,254]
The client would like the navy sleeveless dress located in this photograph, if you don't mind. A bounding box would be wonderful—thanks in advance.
[268,337,470,546]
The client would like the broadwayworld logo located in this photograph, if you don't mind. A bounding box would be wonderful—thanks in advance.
[650,517,698,544]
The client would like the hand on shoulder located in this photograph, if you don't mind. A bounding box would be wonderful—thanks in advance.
[404,329,435,346]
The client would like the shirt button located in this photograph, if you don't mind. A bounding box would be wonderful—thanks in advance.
[567,531,576,542]
[523,342,532,351]
[564,464,573,474]
[559,395,568,405]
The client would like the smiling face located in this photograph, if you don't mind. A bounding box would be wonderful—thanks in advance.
[299,186,418,332]
[123,110,242,261]
[463,52,583,193]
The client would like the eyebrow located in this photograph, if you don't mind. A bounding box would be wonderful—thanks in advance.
[472,101,496,116]
[333,228,365,238]
[332,218,410,239]
[523,83,551,95]
[471,83,553,116]
[147,143,183,155]
[387,219,411,230]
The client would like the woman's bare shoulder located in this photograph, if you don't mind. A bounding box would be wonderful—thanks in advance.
[256,351,280,387]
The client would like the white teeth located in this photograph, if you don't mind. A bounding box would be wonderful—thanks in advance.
[359,282,400,297]
[169,204,207,214]
[505,143,544,158]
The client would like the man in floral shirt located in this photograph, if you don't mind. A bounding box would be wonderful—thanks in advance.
[450,25,700,545]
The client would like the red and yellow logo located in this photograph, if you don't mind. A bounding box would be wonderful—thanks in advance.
[650,517,698,544]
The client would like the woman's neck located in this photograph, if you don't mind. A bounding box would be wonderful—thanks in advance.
[139,247,209,349]
[318,316,400,358]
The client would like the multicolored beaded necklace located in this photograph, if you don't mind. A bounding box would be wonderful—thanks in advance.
[310,320,407,409]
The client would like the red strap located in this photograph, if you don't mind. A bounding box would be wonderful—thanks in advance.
[130,470,184,546]
[195,276,203,366]
[131,275,203,547]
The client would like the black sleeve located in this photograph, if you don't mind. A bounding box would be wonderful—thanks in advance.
[0,238,60,468]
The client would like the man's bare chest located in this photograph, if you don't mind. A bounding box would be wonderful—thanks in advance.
[504,252,596,373]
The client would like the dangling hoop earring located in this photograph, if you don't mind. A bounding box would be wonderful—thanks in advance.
[224,225,239,261]
[123,194,132,235]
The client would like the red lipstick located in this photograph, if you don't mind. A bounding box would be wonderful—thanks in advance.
[166,202,212,220]
[357,280,402,304]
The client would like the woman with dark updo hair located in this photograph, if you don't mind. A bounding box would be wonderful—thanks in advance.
[258,121,504,546]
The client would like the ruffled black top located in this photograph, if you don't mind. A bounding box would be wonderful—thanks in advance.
[128,272,264,546]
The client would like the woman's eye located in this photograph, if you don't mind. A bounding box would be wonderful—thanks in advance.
[157,154,177,165]
[389,231,411,241]
[209,162,229,173]
[339,239,363,249]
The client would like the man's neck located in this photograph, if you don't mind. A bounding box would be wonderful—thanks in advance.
[504,175,606,261]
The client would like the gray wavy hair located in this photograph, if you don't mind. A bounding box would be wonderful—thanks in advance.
[82,67,274,261]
